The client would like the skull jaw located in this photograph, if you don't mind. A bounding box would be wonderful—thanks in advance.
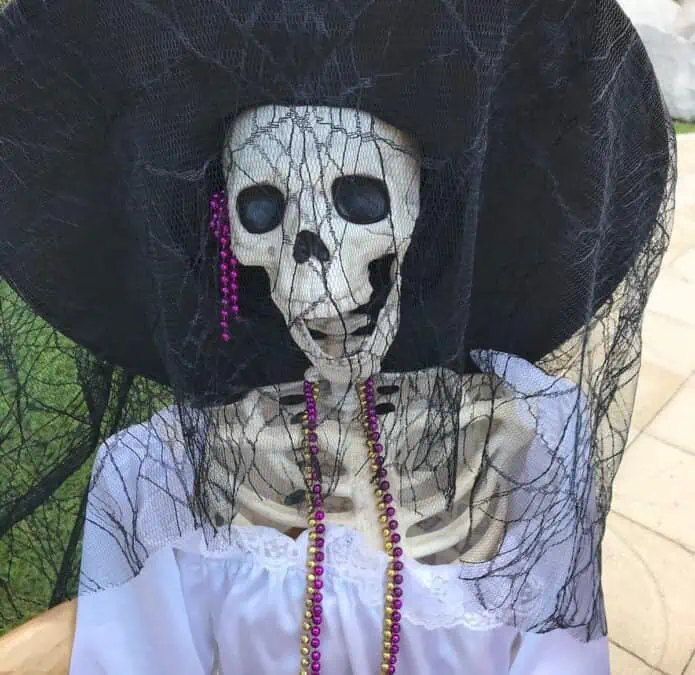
[286,282,401,385]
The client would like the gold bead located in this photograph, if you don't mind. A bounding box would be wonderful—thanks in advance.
[367,440,375,449]
[385,618,393,627]
[386,606,394,615]
[305,599,313,608]
[307,574,316,582]
[371,464,379,472]
[301,635,309,644]
[381,664,390,672]
[380,515,388,524]
[308,518,317,527]
[377,502,385,511]
[310,532,317,540]
[301,670,309,675]
[309,546,317,554]
[303,622,312,631]
[384,630,392,640]
[385,542,394,552]
[386,594,394,603]
[388,570,396,578]
[383,651,391,661]
[301,646,310,656]
[305,610,312,620]
[308,560,316,569]
[382,528,391,538]
[387,582,395,591]
[302,657,311,666]
[375,489,384,498]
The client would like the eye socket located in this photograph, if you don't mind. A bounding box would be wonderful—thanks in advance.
[236,184,286,234]
[332,175,391,225]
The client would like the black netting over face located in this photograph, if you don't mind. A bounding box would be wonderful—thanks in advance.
[0,0,674,653]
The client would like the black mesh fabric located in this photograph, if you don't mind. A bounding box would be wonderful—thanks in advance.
[0,0,674,651]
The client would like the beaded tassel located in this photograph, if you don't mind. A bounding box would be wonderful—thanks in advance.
[299,378,404,675]
[209,191,240,341]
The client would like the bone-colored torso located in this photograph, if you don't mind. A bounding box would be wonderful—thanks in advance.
[205,369,534,563]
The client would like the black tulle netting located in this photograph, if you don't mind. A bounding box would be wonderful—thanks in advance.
[0,0,675,645]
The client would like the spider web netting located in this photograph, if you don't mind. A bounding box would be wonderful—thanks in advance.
[0,0,674,644]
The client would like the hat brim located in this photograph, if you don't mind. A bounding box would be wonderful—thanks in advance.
[0,0,673,396]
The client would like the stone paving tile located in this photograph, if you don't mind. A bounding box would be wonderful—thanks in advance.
[648,379,695,456]
[641,312,695,376]
[609,641,664,675]
[606,134,695,675]
[604,514,695,674]
[612,433,695,551]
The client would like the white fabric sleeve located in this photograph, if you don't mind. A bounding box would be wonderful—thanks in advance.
[69,414,217,675]
[510,631,610,675]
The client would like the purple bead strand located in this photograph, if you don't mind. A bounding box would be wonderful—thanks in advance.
[300,381,324,675]
[362,378,404,675]
[209,191,240,341]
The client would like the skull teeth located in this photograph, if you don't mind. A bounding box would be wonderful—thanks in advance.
[304,313,370,337]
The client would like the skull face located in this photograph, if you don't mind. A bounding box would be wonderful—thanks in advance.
[224,106,420,383]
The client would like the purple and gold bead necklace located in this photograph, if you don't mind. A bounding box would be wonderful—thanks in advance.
[299,378,404,675]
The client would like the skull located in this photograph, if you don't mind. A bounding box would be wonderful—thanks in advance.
[224,105,421,384]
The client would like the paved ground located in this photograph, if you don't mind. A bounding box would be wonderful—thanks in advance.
[606,133,695,674]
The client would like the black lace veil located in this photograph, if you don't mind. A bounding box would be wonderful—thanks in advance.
[0,0,674,641]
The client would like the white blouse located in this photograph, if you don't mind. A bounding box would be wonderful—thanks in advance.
[69,353,611,674]
[71,525,608,674]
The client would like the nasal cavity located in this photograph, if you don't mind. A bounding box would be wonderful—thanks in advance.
[293,230,330,264]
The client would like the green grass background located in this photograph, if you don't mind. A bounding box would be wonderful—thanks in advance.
[675,120,695,134]
[0,286,90,634]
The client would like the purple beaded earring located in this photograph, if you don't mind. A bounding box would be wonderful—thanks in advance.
[209,191,240,342]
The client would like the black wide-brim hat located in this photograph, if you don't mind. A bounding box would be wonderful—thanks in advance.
[0,0,673,397]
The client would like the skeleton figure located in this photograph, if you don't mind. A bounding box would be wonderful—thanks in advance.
[207,106,533,560]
